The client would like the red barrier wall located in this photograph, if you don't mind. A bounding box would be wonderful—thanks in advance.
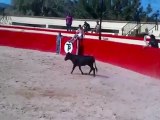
[0,29,160,79]
[82,39,160,79]
[0,30,56,52]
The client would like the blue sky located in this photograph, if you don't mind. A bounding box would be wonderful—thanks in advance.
[141,0,160,12]
[0,0,11,4]
[0,0,160,12]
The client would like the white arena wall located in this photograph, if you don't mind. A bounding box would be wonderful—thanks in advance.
[9,16,126,35]
[0,15,160,38]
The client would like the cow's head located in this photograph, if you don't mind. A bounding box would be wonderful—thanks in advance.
[64,52,71,61]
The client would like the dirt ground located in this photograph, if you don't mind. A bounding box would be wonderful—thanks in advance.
[0,46,160,120]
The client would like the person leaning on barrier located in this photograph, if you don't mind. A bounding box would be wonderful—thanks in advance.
[91,20,100,33]
[69,25,85,43]
[144,34,159,48]
[56,32,63,54]
[83,21,91,33]
[69,25,85,55]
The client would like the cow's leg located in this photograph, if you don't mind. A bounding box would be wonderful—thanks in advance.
[88,64,94,74]
[79,66,84,75]
[89,67,93,74]
[93,68,95,77]
[89,64,96,77]
[71,65,76,74]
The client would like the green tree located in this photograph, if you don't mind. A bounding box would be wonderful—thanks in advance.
[146,4,152,15]
[11,0,159,22]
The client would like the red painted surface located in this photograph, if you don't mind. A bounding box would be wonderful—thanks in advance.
[0,28,160,79]
[0,29,56,52]
[61,36,78,55]
[82,39,160,79]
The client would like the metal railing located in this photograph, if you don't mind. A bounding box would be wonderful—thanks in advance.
[122,21,137,35]
[140,23,156,33]
[0,15,12,25]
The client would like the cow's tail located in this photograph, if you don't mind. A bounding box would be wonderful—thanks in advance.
[94,61,98,72]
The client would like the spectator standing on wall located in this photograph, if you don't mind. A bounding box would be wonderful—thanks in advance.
[56,32,63,54]
[91,21,100,33]
[66,13,73,31]
[83,21,91,33]
[145,34,159,48]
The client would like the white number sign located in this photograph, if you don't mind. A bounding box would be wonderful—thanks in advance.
[64,42,73,53]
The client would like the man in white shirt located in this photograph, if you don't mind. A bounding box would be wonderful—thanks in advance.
[70,25,85,42]
[69,25,85,55]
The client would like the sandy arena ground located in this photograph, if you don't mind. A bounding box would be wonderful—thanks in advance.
[0,46,160,120]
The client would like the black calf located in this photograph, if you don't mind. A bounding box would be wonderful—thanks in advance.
[64,53,98,76]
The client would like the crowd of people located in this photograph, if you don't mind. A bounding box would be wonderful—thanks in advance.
[69,20,100,42]
[65,14,102,55]
[66,13,100,34]
[56,13,159,55]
